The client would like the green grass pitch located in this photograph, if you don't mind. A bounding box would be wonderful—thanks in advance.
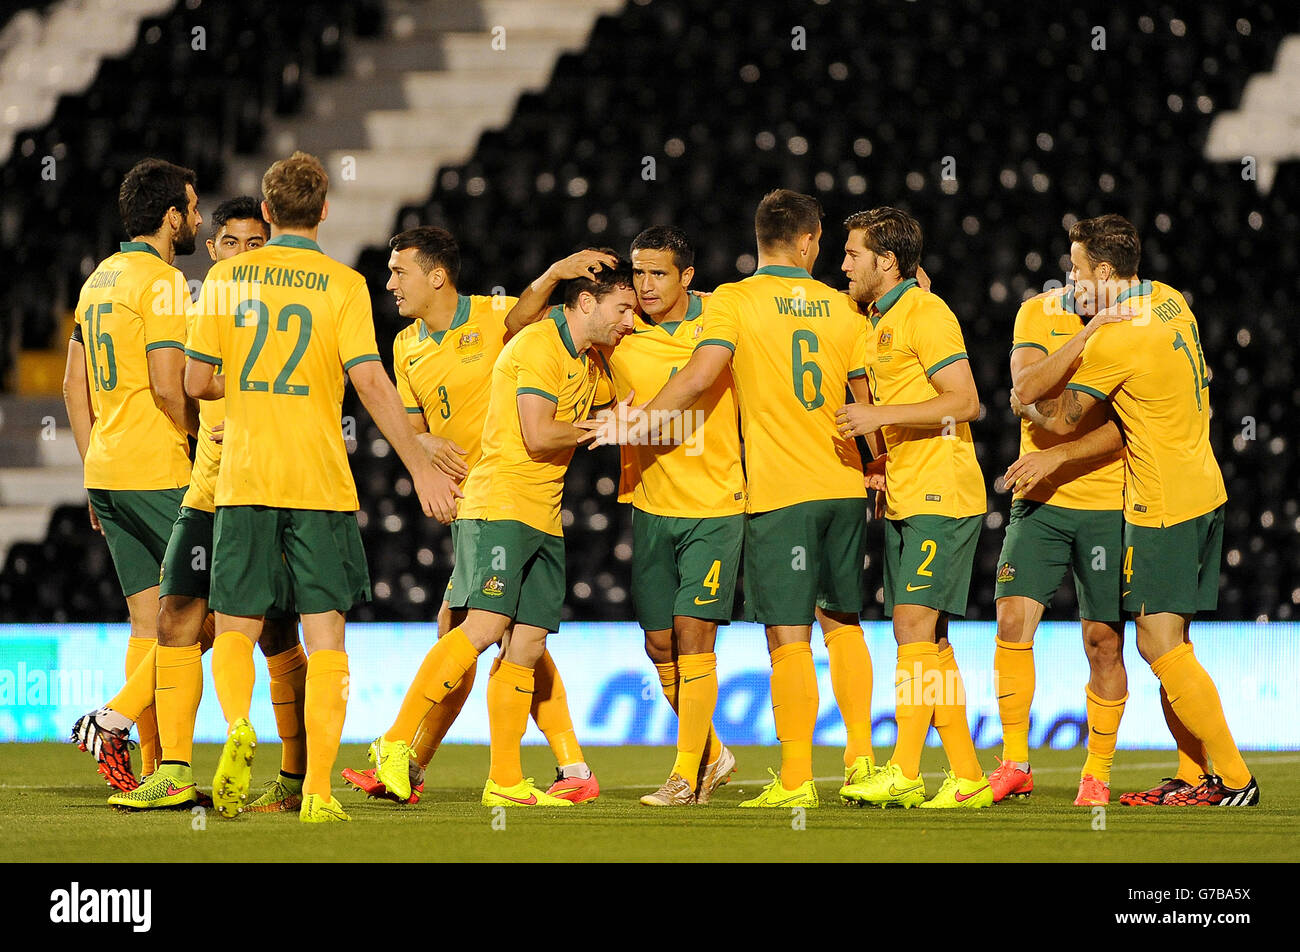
[6,743,1297,862]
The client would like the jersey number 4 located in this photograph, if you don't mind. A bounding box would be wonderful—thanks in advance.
[237,300,312,396]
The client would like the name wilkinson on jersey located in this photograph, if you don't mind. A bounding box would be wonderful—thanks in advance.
[49,882,151,932]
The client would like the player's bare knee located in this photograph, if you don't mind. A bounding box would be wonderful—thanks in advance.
[643,628,674,664]
[994,598,1032,644]
[1081,620,1124,670]
[674,616,717,655]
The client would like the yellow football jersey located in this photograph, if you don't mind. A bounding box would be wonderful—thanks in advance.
[393,293,517,474]
[855,278,986,520]
[181,394,223,513]
[1010,292,1124,510]
[73,242,192,491]
[186,235,379,511]
[696,266,865,513]
[457,307,613,535]
[605,294,745,517]
[1066,280,1226,527]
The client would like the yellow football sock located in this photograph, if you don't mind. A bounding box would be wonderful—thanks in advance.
[994,637,1034,764]
[487,660,534,787]
[384,627,480,743]
[124,637,159,774]
[1161,684,1209,784]
[893,642,939,781]
[154,644,202,765]
[671,652,718,790]
[824,625,874,768]
[1150,643,1250,789]
[1082,686,1127,783]
[303,649,349,798]
[112,639,157,720]
[655,658,722,763]
[769,642,817,789]
[411,656,477,769]
[265,644,308,776]
[935,646,982,781]
[532,649,582,767]
[197,612,216,653]
[212,632,255,725]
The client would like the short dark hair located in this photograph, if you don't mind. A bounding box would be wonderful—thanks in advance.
[754,188,822,250]
[843,207,923,279]
[1068,214,1140,277]
[630,225,694,273]
[211,196,269,236]
[118,158,197,238]
[390,226,460,285]
[261,151,328,229]
[561,248,634,308]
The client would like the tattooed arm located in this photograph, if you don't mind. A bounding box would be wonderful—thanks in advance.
[1010,385,1098,436]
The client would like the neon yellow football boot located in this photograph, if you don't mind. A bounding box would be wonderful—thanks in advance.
[107,762,198,810]
[737,768,820,808]
[839,755,877,801]
[919,769,993,809]
[211,717,257,818]
[481,777,575,807]
[840,761,925,808]
[299,792,351,822]
[368,735,414,803]
[245,773,304,813]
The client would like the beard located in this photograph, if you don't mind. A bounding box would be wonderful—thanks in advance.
[173,220,197,257]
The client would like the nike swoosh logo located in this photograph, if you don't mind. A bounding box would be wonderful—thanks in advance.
[906,583,931,592]
[443,681,456,690]
[514,686,534,694]
[953,783,990,802]
[156,686,175,692]
[997,692,1014,699]
[888,784,918,796]
[165,782,196,796]
[683,674,711,683]
[1122,591,1131,597]
[1049,330,1071,336]
[1092,729,1116,735]
[567,371,579,379]
[495,792,538,805]
[767,793,806,806]
[409,356,422,365]
[693,596,719,605]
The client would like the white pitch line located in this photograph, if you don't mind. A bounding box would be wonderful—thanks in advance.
[4,754,1298,792]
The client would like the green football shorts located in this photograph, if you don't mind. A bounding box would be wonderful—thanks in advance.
[994,500,1123,622]
[883,514,982,618]
[1122,505,1224,615]
[444,519,566,632]
[88,487,186,596]
[210,506,368,616]
[743,498,867,626]
[631,510,743,631]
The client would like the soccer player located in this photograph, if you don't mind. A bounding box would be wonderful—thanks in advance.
[185,151,461,823]
[66,159,201,785]
[366,258,634,807]
[342,230,602,804]
[583,191,879,809]
[514,228,742,806]
[984,281,1132,806]
[1013,214,1258,806]
[835,207,993,809]
[103,197,309,812]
